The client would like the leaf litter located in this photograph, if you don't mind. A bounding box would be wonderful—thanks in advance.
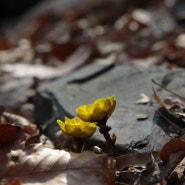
[0,144,116,185]
[1,78,185,185]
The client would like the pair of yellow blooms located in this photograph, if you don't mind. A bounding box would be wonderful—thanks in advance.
[57,96,116,138]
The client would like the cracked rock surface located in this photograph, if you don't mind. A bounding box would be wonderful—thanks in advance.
[34,64,185,154]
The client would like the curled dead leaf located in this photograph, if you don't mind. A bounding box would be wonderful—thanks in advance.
[2,112,37,136]
[152,87,164,107]
[160,138,185,163]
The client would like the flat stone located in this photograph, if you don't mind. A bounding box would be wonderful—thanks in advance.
[35,64,185,153]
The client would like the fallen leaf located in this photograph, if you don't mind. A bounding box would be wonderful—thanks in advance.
[163,97,185,113]
[115,151,160,170]
[4,178,21,185]
[0,144,116,185]
[161,41,185,68]
[167,157,185,185]
[0,37,11,50]
[153,87,164,107]
[152,79,185,121]
[135,93,150,105]
[50,40,78,61]
[2,112,37,136]
[160,138,185,163]
[0,124,25,147]
[115,152,161,184]
[139,153,162,185]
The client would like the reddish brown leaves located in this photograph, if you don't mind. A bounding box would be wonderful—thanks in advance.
[0,109,38,150]
[5,178,21,185]
[161,41,185,68]
[0,124,24,147]
[50,41,78,61]
[160,138,185,163]
[0,36,11,50]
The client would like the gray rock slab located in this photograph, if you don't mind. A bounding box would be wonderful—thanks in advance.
[35,64,185,153]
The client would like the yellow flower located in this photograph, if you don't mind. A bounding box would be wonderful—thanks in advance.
[75,96,116,123]
[57,117,97,138]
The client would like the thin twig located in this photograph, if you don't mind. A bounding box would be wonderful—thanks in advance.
[152,79,185,101]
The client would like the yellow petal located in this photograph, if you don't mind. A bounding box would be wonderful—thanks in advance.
[76,96,116,123]
[57,117,97,138]
[76,104,94,122]
[57,119,68,135]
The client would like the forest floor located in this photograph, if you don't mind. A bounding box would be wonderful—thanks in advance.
[0,0,185,184]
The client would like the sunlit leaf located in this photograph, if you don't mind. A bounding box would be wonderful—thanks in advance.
[0,144,116,185]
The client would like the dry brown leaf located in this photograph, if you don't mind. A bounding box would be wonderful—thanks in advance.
[0,124,25,148]
[2,112,37,136]
[160,138,185,163]
[115,152,160,170]
[153,87,164,107]
[116,152,162,185]
[152,80,185,118]
[116,149,185,184]
[0,144,116,185]
[138,154,162,185]
[167,157,185,185]
[163,96,185,114]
